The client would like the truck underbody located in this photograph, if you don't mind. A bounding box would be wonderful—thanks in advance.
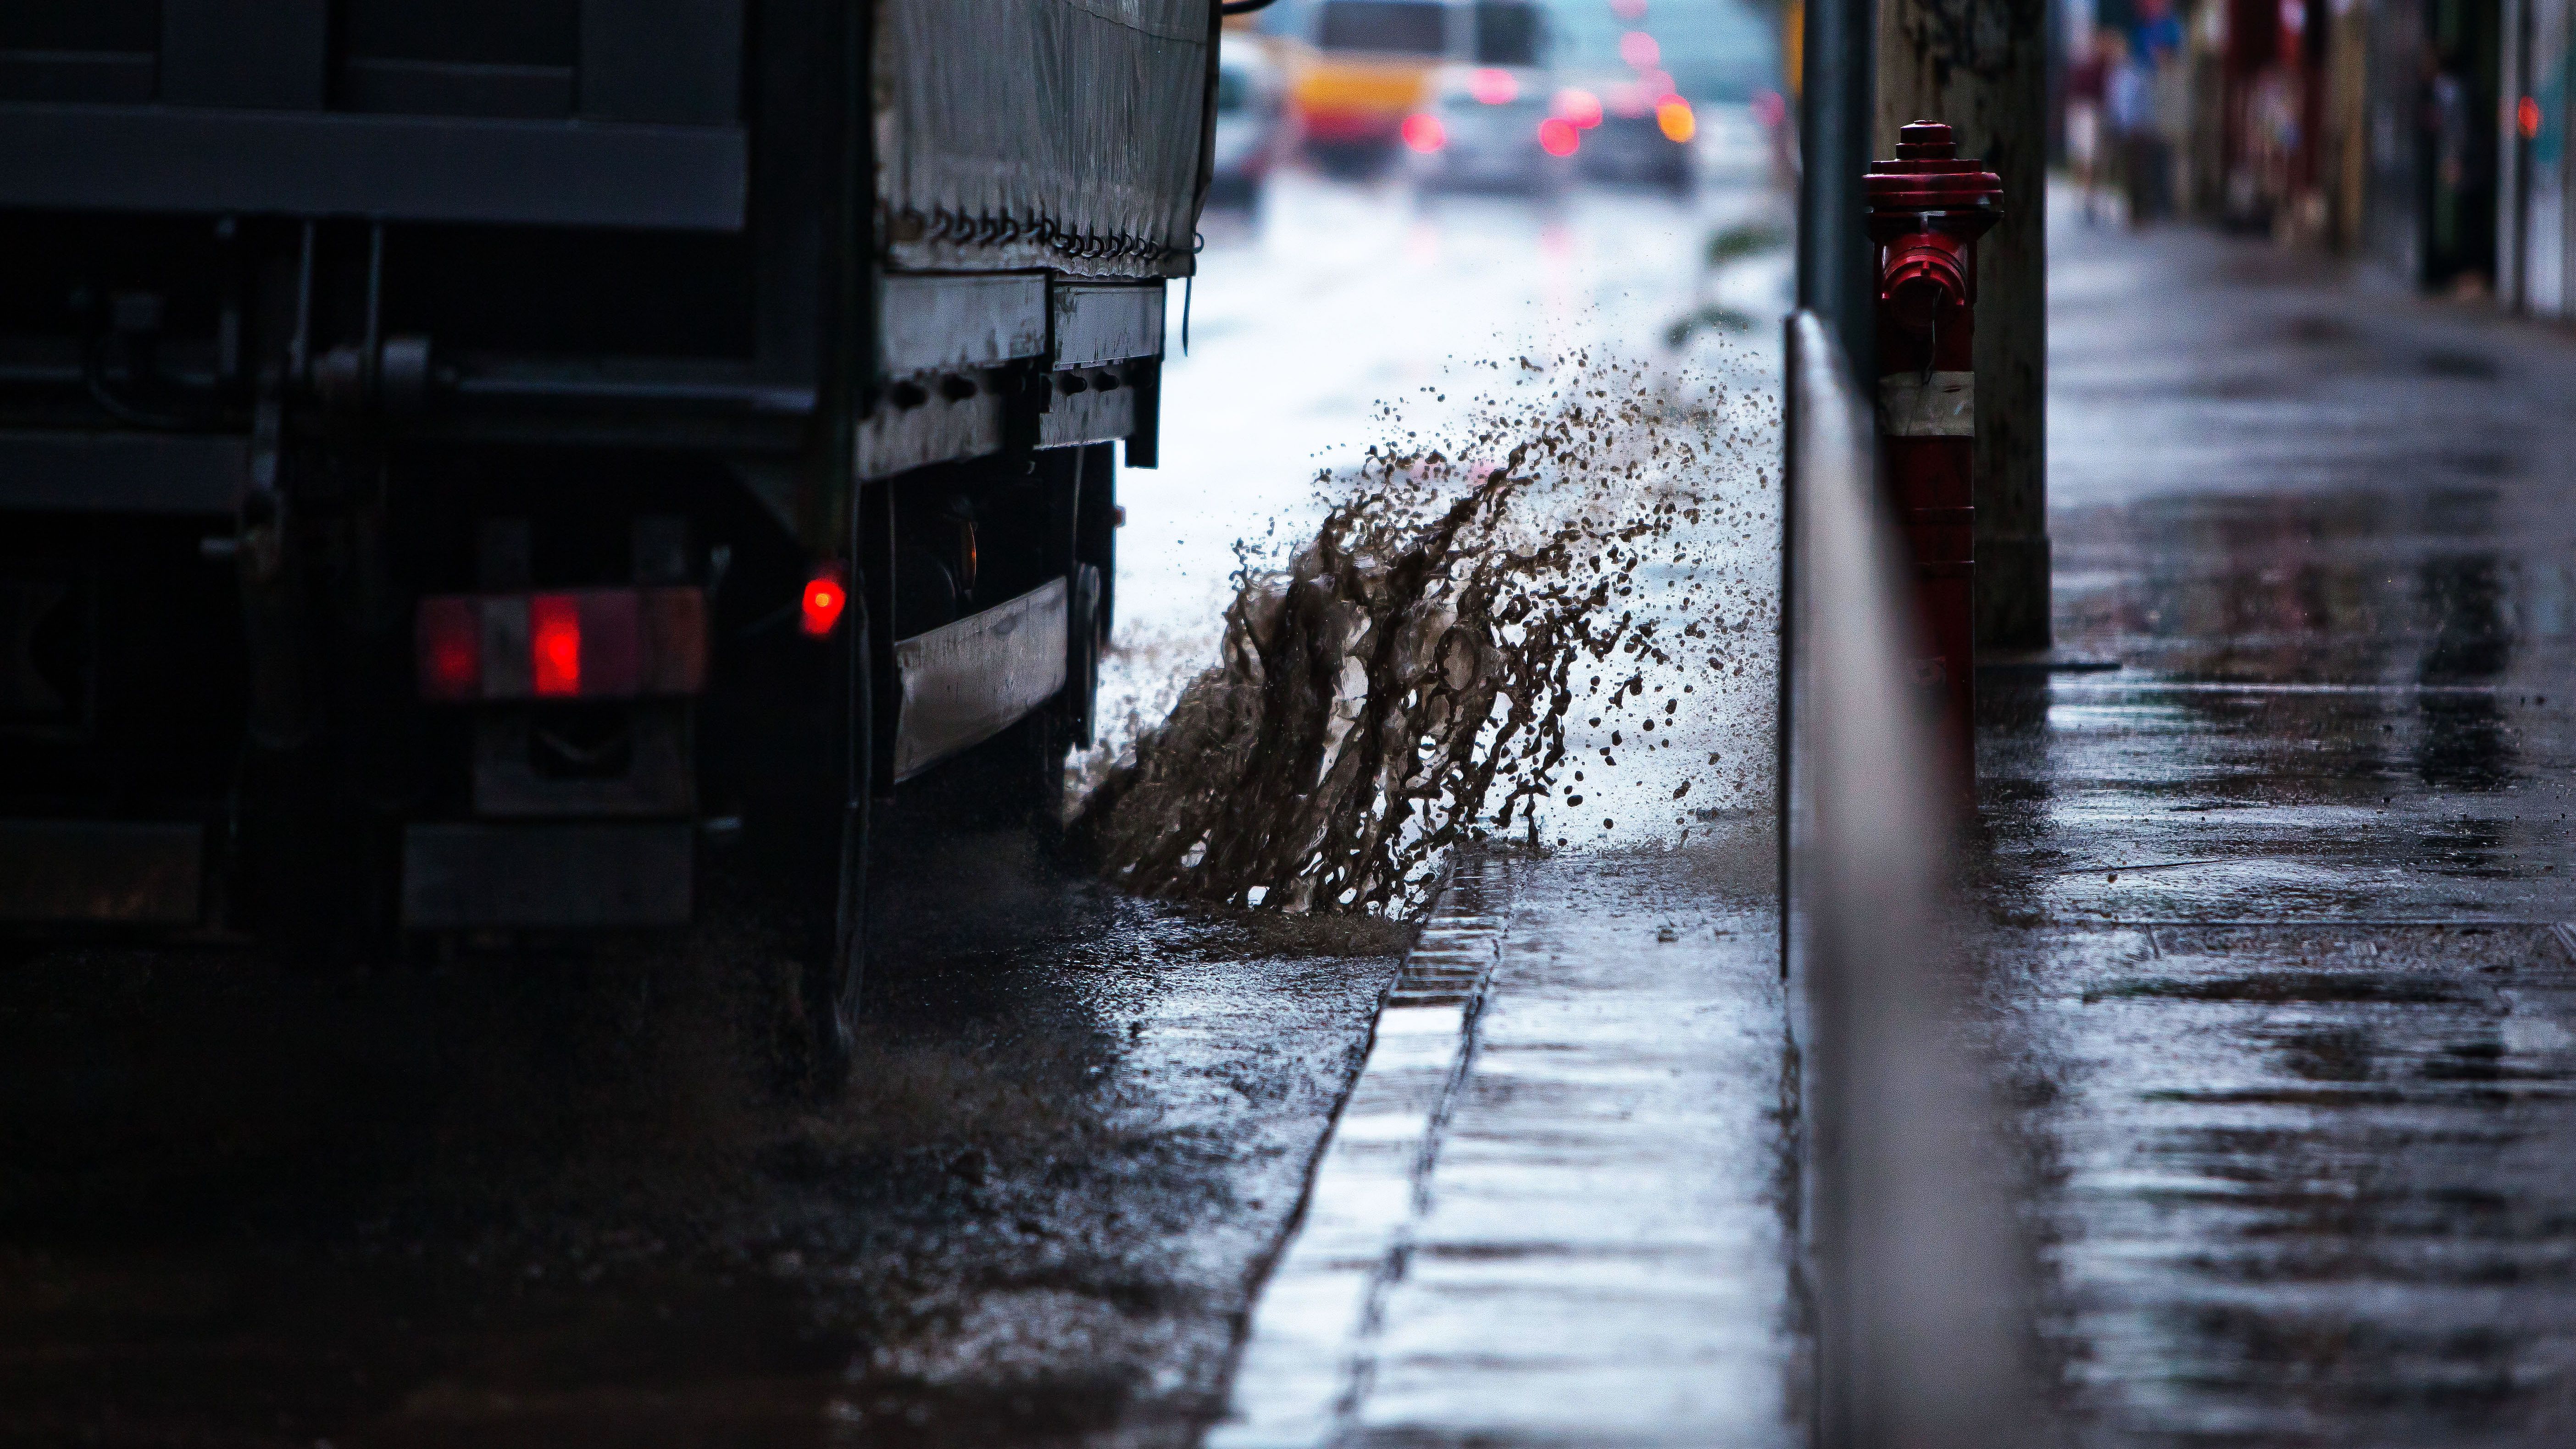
[0,0,1216,1072]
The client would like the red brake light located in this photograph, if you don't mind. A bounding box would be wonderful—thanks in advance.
[801,570,849,637]
[1538,117,1580,157]
[416,596,481,701]
[1400,112,1446,152]
[416,588,707,701]
[1469,67,1517,105]
[1556,88,1603,128]
[530,593,583,696]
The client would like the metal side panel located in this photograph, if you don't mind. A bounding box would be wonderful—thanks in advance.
[1052,282,1166,367]
[0,432,246,514]
[880,273,1048,374]
[0,105,747,230]
[401,822,694,929]
[578,0,746,125]
[1037,383,1138,449]
[853,382,1005,481]
[0,820,203,924]
[892,576,1067,781]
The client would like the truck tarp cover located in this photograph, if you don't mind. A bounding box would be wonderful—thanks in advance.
[880,0,1213,279]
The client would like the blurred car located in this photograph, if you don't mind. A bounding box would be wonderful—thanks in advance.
[1280,0,1554,176]
[1686,99,1771,187]
[1210,37,1288,208]
[1285,0,1448,173]
[1399,64,1574,196]
[1560,74,1697,196]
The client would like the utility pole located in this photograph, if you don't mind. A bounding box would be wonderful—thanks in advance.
[1876,0,2051,650]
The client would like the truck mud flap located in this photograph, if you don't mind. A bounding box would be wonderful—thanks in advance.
[1037,383,1137,450]
[0,820,203,925]
[892,577,1067,782]
[400,823,692,930]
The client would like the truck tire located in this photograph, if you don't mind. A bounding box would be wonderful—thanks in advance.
[1004,705,1070,848]
[799,597,873,1088]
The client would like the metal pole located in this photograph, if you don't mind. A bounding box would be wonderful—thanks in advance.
[1797,0,1876,393]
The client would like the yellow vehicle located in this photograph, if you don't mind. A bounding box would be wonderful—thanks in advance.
[1281,0,1547,167]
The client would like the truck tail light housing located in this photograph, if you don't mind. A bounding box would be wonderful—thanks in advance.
[417,597,482,701]
[530,593,584,696]
[415,587,707,702]
[799,568,848,637]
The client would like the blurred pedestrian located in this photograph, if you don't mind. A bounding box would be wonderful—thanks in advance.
[2139,0,2186,219]
[2105,31,2152,224]
[2066,29,2110,222]
[2121,0,2182,224]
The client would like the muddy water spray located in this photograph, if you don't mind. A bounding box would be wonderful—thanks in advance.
[1078,351,1776,913]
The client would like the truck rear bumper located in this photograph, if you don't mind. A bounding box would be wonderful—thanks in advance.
[400,822,692,930]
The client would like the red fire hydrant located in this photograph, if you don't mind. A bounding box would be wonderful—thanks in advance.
[1865,120,2000,800]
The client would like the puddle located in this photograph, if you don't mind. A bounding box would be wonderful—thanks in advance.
[2086,972,2465,1005]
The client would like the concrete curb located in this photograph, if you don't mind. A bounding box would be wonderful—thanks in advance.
[1206,852,1509,1449]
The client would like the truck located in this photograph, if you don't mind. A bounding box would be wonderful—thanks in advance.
[0,1,1220,1077]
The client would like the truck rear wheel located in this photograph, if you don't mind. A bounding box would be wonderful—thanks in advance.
[797,597,872,1088]
[722,561,875,1092]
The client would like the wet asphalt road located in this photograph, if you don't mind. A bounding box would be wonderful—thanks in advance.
[1984,194,2576,1444]
[0,825,1406,1448]
[0,171,1775,1449]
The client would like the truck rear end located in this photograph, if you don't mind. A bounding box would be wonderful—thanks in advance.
[0,1,1215,1066]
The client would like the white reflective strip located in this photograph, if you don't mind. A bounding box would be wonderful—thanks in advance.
[891,576,1069,781]
[1877,370,1976,438]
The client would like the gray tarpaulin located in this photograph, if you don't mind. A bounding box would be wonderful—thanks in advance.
[877,0,1214,280]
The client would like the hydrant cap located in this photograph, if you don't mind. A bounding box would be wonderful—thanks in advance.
[1865,118,2003,212]
[1894,120,1957,158]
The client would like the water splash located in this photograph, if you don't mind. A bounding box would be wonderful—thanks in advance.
[1077,349,1775,914]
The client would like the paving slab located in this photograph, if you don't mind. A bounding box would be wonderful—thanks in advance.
[1213,838,1790,1449]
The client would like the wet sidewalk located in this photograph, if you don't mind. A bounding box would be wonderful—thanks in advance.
[1984,197,2576,1444]
[1211,837,1789,1449]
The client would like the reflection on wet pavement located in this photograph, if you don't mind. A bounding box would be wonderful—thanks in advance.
[0,827,1405,1448]
[1985,199,2576,1443]
[1989,922,2576,1445]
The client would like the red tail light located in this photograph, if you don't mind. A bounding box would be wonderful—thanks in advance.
[416,597,482,702]
[530,593,583,696]
[414,588,707,702]
[1400,113,1446,153]
[1538,117,1580,157]
[800,569,848,637]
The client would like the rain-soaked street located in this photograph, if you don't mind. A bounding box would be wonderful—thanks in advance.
[15,68,2576,1449]
[1983,192,2576,1444]
[0,163,1788,1448]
